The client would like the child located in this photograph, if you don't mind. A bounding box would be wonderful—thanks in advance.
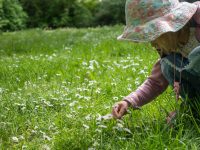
[112,0,200,122]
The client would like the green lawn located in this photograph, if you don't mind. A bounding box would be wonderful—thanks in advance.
[0,26,200,149]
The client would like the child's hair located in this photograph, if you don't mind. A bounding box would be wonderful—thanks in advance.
[151,24,190,54]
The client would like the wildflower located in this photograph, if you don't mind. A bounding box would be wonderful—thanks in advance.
[98,125,107,129]
[127,84,132,91]
[22,145,27,150]
[43,101,53,107]
[66,114,73,118]
[42,144,51,150]
[139,70,145,74]
[111,82,117,86]
[0,88,4,94]
[43,134,52,141]
[101,114,113,120]
[64,47,71,50]
[123,128,133,134]
[40,131,52,141]
[93,141,100,147]
[82,62,87,66]
[132,68,136,72]
[96,114,102,121]
[88,80,97,86]
[31,130,37,134]
[95,88,101,94]
[84,96,91,101]
[117,123,124,128]
[69,101,78,107]
[11,136,19,143]
[83,124,89,130]
[78,106,83,109]
[113,97,119,101]
[118,137,127,140]
[75,94,83,99]
[85,114,91,121]
[19,135,25,140]
[95,129,102,133]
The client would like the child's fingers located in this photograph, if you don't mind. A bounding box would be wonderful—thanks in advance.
[112,104,121,119]
[112,103,127,119]
[119,106,127,117]
[112,106,119,118]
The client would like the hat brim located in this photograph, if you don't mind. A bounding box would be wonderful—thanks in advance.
[118,2,198,43]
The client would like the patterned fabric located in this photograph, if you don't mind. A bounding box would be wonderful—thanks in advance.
[118,0,197,42]
[160,51,200,117]
[160,50,200,101]
[185,46,200,75]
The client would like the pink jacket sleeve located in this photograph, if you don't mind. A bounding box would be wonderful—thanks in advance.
[124,60,169,108]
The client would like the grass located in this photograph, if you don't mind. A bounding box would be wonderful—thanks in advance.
[0,25,200,149]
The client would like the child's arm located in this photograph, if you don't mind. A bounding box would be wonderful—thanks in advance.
[112,60,169,119]
[123,60,169,108]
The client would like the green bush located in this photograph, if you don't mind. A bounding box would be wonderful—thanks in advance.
[0,0,126,31]
[94,0,126,26]
[0,0,27,31]
[66,2,93,27]
[20,0,66,28]
[20,0,93,28]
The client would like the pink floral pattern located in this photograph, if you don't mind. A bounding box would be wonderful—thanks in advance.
[118,0,198,42]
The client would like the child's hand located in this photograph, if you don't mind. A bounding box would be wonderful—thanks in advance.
[112,101,130,119]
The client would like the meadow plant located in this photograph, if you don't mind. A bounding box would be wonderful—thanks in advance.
[0,26,200,149]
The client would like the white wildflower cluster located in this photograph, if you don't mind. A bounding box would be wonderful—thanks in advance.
[135,77,142,86]
[127,84,132,91]
[88,80,97,87]
[11,135,25,143]
[95,88,101,94]
[40,131,52,141]
[87,113,133,149]
[64,46,72,51]
[14,103,26,111]
[29,53,57,61]
[0,87,8,95]
[0,43,158,149]
[69,101,78,107]
[0,88,3,94]
[83,124,90,130]
[88,60,99,71]
[112,119,132,134]
[112,59,139,70]
[25,125,56,144]
[42,144,51,150]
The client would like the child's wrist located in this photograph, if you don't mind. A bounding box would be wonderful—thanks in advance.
[123,99,141,110]
[123,99,132,107]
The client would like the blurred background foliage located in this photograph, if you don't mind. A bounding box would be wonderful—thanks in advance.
[0,0,27,31]
[0,0,126,31]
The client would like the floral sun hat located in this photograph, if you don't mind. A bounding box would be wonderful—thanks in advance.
[118,0,198,42]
